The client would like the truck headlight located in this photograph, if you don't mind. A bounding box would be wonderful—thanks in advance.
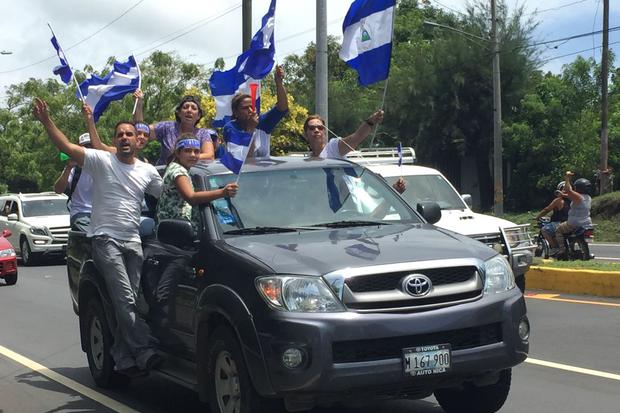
[29,227,47,236]
[256,276,345,312]
[483,255,515,294]
[0,248,16,258]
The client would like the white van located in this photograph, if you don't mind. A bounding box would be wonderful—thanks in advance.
[347,148,534,291]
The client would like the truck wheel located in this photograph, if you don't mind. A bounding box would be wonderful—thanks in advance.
[206,327,261,413]
[83,299,129,388]
[20,239,36,266]
[434,368,511,413]
[4,273,17,285]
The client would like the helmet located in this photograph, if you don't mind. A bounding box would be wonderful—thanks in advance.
[556,181,565,191]
[573,178,592,194]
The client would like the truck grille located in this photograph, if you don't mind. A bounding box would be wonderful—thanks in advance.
[346,266,476,293]
[49,226,70,243]
[332,323,502,363]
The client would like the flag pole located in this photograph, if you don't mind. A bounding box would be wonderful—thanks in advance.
[132,54,142,116]
[47,23,85,103]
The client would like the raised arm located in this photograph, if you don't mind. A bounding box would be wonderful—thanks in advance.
[53,161,75,194]
[175,175,238,205]
[562,171,583,204]
[339,110,384,156]
[274,65,288,112]
[33,98,85,166]
[82,103,115,153]
[132,89,157,141]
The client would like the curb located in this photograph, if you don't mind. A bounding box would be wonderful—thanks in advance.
[526,266,620,297]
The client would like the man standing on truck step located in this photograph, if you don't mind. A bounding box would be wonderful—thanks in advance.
[33,98,164,378]
[303,110,384,159]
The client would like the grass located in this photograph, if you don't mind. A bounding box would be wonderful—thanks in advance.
[533,259,620,272]
[501,211,620,243]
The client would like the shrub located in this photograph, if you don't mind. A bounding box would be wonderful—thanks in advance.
[591,191,620,218]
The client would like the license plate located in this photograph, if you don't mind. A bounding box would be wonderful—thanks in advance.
[403,344,451,377]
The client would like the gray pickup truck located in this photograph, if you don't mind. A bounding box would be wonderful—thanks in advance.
[67,156,529,413]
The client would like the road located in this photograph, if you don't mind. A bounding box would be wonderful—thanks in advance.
[590,242,620,261]
[1,262,619,413]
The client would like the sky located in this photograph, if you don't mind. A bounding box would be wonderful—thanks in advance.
[0,0,618,107]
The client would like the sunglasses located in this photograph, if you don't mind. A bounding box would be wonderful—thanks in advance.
[307,124,325,131]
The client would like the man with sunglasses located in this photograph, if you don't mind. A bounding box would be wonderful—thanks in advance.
[54,132,94,231]
[303,110,384,159]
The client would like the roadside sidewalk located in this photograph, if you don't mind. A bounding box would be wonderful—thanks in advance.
[526,265,620,297]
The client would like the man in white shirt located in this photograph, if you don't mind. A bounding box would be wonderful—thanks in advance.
[54,133,93,232]
[303,110,384,159]
[33,98,163,378]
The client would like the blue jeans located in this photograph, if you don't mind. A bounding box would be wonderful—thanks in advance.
[70,212,91,232]
[92,236,154,370]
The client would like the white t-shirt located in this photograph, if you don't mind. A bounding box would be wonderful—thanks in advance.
[68,167,93,217]
[83,149,163,242]
[319,138,343,159]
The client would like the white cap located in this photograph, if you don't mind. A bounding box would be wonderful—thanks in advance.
[78,133,91,145]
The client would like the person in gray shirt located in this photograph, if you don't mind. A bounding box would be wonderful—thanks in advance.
[554,171,592,257]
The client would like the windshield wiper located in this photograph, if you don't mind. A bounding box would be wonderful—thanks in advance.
[310,220,391,228]
[223,226,304,235]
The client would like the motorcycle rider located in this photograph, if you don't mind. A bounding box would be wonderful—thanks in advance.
[535,181,571,255]
[553,171,592,258]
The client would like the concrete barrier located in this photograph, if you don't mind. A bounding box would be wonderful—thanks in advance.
[526,266,620,297]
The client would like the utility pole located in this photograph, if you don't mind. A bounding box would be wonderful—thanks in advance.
[599,0,610,194]
[491,0,503,215]
[242,0,252,51]
[316,0,329,125]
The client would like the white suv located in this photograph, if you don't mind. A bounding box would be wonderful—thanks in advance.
[0,192,70,265]
[346,148,535,291]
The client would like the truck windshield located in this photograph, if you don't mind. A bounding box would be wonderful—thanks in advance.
[387,175,467,210]
[207,166,421,234]
[21,199,68,217]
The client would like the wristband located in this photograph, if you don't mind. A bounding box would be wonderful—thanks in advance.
[365,119,375,127]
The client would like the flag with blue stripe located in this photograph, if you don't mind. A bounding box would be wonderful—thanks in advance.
[77,56,140,122]
[50,35,72,84]
[209,0,276,127]
[339,0,395,86]
[219,126,254,174]
[397,142,403,167]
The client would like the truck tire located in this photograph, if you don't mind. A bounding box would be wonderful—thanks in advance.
[205,327,262,413]
[83,299,129,388]
[20,238,36,266]
[3,273,17,285]
[434,368,511,413]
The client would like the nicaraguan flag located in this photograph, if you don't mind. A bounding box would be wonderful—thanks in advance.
[397,142,403,166]
[209,0,276,127]
[339,0,395,86]
[77,56,140,122]
[50,36,72,84]
[220,127,254,174]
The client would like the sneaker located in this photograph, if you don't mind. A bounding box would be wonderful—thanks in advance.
[117,365,149,379]
[145,353,164,370]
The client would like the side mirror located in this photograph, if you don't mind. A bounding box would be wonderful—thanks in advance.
[7,213,18,222]
[157,219,196,249]
[1,229,11,238]
[417,201,441,225]
[461,194,473,209]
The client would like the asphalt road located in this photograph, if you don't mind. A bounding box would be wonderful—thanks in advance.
[1,263,619,413]
[590,242,620,261]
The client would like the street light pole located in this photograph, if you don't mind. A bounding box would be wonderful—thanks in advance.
[599,0,610,194]
[316,0,329,125]
[242,0,252,52]
[491,0,504,216]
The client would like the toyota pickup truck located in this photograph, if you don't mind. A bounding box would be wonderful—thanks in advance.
[67,156,529,413]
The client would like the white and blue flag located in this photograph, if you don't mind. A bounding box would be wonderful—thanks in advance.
[219,127,254,175]
[50,35,72,84]
[339,0,395,86]
[397,142,403,167]
[77,56,140,122]
[209,0,276,127]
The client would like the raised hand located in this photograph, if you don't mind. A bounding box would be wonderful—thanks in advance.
[32,98,50,123]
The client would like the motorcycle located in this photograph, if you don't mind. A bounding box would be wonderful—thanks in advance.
[534,218,595,261]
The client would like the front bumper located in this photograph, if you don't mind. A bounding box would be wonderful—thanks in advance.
[0,257,18,276]
[254,289,528,400]
[27,234,67,255]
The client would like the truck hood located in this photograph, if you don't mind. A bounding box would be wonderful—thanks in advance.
[436,210,517,237]
[21,215,70,229]
[224,223,496,275]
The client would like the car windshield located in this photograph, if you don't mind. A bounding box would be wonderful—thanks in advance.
[21,199,68,217]
[206,165,421,234]
[386,175,467,210]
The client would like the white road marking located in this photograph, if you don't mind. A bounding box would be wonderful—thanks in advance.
[0,344,140,413]
[590,243,620,247]
[593,256,620,261]
[526,357,620,381]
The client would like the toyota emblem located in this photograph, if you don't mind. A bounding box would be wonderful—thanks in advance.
[402,274,432,297]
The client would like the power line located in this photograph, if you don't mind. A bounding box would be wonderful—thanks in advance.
[428,0,468,18]
[525,0,590,16]
[517,25,620,50]
[0,0,145,75]
[541,39,620,64]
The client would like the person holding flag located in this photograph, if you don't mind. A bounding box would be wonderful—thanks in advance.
[223,65,288,158]
[134,92,217,165]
